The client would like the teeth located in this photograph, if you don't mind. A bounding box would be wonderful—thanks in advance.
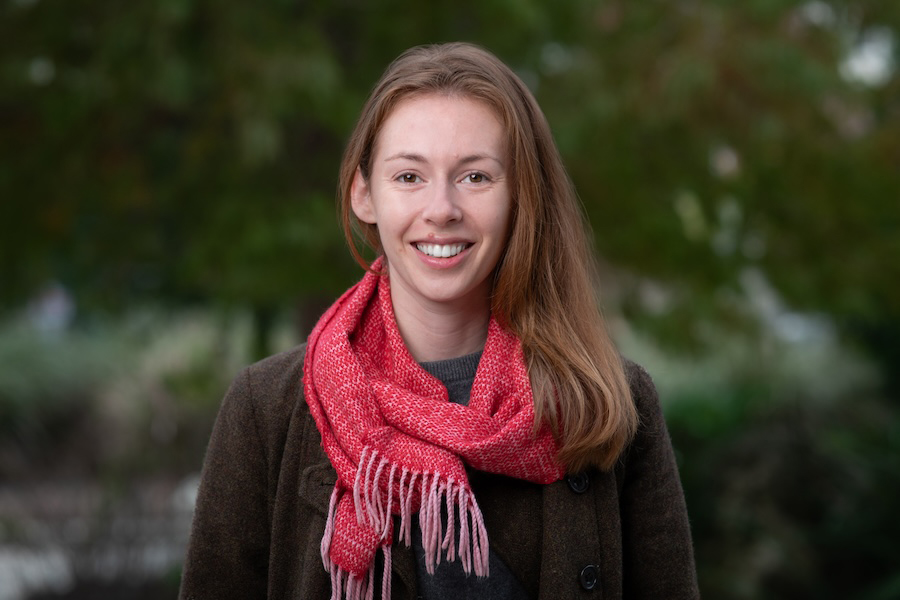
[416,243,467,258]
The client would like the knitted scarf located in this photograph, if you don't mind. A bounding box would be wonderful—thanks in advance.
[303,259,565,600]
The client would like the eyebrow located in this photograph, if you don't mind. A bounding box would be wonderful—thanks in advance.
[383,152,505,167]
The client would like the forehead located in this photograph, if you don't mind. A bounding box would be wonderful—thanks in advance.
[372,93,506,157]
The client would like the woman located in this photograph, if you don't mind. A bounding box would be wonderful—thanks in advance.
[179,42,699,599]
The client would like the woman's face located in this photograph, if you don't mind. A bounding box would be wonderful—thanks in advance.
[351,94,512,318]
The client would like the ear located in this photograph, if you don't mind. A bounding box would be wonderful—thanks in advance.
[350,167,377,224]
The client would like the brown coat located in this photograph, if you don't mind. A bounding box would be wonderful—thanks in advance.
[179,344,699,599]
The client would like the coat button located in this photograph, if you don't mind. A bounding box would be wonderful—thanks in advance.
[579,564,599,590]
[567,472,590,493]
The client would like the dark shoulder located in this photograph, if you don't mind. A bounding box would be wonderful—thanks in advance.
[235,343,309,436]
[244,342,307,388]
[622,358,660,414]
[614,359,674,487]
[620,358,667,443]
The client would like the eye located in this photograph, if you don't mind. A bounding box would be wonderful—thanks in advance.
[463,172,488,184]
[397,173,421,184]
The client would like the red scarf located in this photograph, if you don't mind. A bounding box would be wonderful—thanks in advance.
[303,259,565,600]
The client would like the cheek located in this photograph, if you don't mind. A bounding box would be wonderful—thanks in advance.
[489,198,514,240]
[491,204,515,265]
[371,207,409,249]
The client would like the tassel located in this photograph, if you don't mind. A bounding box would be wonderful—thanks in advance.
[365,561,375,600]
[382,463,398,539]
[322,486,340,570]
[327,563,375,600]
[330,562,343,600]
[420,473,442,574]
[397,468,410,544]
[458,487,471,573]
[363,450,379,525]
[353,447,369,524]
[402,471,417,544]
[442,479,456,561]
[371,458,386,532]
[381,544,392,600]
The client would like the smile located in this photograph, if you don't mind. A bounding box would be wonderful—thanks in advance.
[415,243,469,258]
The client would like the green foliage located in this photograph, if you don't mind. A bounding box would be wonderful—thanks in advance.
[624,327,900,598]
[675,392,900,599]
[2,0,897,370]
[532,2,900,373]
[0,320,125,471]
[0,309,271,478]
[86,309,259,477]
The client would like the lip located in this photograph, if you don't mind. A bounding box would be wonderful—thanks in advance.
[411,239,473,269]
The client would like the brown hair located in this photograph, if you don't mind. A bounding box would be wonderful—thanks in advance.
[338,42,637,472]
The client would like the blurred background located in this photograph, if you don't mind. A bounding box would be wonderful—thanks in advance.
[1,0,898,598]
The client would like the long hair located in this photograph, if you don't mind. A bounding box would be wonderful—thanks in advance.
[338,42,637,472]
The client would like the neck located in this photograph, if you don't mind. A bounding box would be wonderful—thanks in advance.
[390,292,491,363]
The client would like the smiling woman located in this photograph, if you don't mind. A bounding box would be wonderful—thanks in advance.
[179,43,699,600]
[349,94,512,361]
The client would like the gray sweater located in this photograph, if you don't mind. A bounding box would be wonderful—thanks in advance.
[416,351,530,599]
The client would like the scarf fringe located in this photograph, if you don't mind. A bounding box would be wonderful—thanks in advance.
[324,545,391,600]
[328,556,377,600]
[322,446,490,599]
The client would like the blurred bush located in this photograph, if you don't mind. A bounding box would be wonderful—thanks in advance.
[622,325,900,599]
[0,321,124,477]
[0,309,286,481]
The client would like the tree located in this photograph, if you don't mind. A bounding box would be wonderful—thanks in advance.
[3,0,896,365]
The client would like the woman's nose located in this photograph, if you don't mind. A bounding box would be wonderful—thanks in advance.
[422,183,462,225]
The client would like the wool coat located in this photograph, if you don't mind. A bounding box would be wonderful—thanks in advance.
[178,344,700,599]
